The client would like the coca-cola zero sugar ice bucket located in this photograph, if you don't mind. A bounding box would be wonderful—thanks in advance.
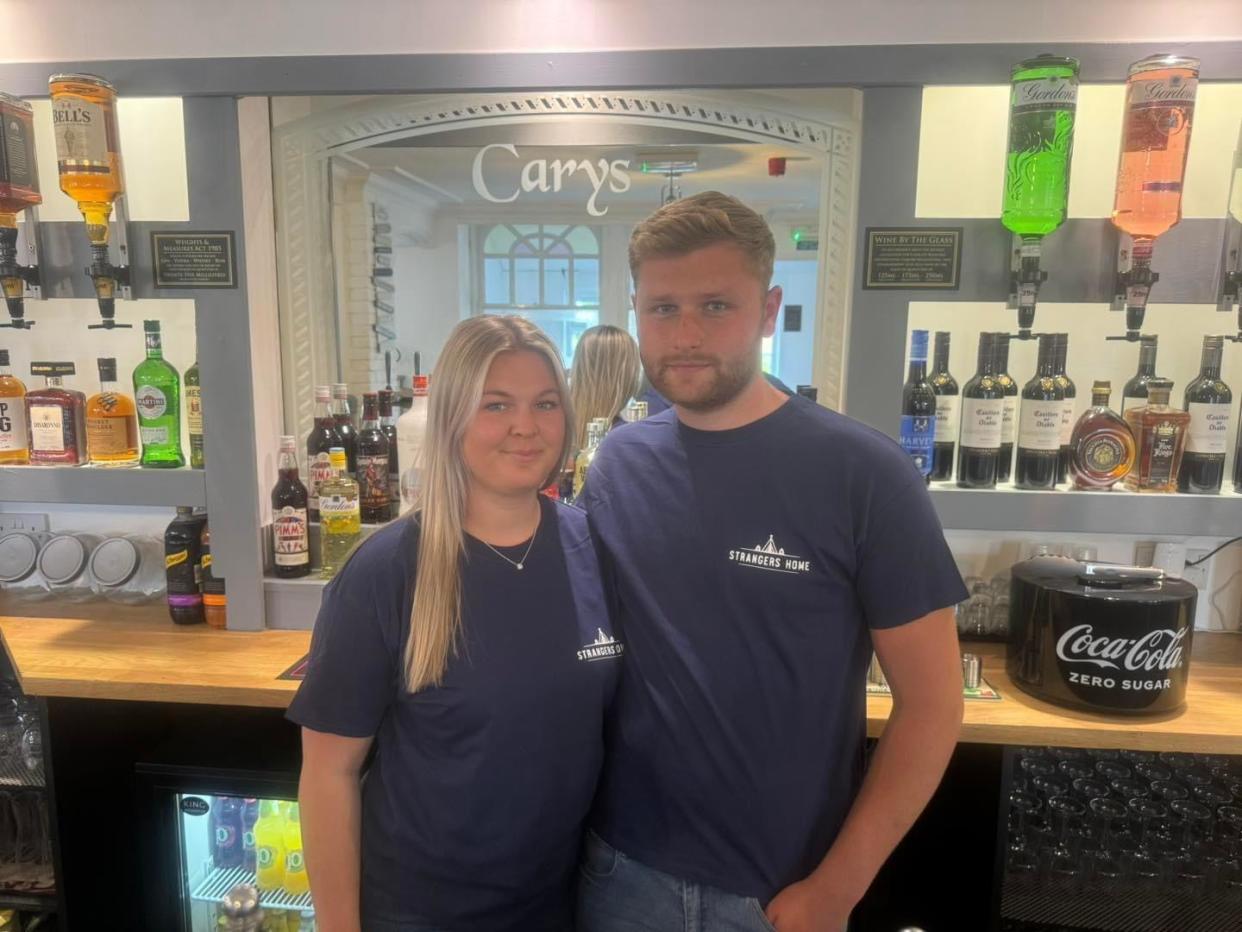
[1007,557,1198,715]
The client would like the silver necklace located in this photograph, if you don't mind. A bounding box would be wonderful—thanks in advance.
[479,517,539,571]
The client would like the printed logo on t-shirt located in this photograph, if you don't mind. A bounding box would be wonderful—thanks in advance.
[576,628,624,663]
[728,534,812,575]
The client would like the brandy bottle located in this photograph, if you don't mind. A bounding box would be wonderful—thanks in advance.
[1123,379,1189,493]
[1070,380,1136,491]
[27,363,87,466]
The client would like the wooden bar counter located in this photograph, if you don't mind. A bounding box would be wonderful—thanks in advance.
[2,612,1240,753]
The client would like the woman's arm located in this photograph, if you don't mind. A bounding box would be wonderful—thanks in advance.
[300,727,374,932]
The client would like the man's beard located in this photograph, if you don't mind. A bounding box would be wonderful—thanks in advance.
[645,345,760,413]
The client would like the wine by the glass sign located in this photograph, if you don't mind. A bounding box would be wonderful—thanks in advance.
[471,144,632,217]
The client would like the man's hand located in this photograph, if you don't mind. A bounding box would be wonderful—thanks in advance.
[763,873,853,932]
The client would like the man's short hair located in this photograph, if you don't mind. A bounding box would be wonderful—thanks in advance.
[628,191,776,289]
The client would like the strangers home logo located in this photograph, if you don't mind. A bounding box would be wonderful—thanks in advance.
[577,628,624,663]
[729,535,812,575]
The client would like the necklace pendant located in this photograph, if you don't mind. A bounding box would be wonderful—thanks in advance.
[516,563,524,570]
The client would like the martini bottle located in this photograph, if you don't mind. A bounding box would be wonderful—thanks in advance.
[1001,55,1079,335]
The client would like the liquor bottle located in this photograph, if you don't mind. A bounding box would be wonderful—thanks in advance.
[1234,402,1242,493]
[356,392,391,524]
[1002,55,1079,334]
[26,362,86,465]
[331,383,357,477]
[994,333,1019,483]
[271,435,310,579]
[0,349,29,465]
[305,386,343,523]
[396,374,430,512]
[378,388,400,519]
[319,447,360,579]
[1110,55,1199,337]
[898,329,936,482]
[572,418,609,500]
[1014,334,1064,491]
[1070,380,1136,491]
[48,74,126,322]
[929,332,958,482]
[133,320,185,467]
[956,333,1004,489]
[0,93,41,326]
[185,360,204,469]
[1123,379,1190,493]
[85,357,139,467]
[1178,335,1232,494]
[1053,334,1076,485]
[1121,335,1160,414]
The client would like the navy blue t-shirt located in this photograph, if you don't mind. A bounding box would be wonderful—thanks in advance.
[580,396,967,901]
[287,497,619,930]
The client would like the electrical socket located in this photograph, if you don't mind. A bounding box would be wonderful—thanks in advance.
[1182,550,1211,592]
[0,513,48,534]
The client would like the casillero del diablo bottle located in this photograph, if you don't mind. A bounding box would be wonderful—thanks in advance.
[957,332,1004,489]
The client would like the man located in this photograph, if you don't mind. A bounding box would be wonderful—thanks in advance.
[577,192,967,932]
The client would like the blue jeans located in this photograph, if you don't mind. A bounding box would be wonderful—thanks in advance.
[576,831,777,932]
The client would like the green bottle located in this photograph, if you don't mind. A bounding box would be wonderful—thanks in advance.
[1002,55,1079,333]
[133,320,185,468]
[185,360,204,469]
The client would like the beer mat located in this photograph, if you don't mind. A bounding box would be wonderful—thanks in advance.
[278,655,310,681]
[867,678,1001,701]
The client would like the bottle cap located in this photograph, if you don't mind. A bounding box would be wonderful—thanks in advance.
[0,92,33,114]
[332,383,348,398]
[1013,55,1080,77]
[1147,379,1173,404]
[48,73,117,92]
[1203,335,1225,350]
[97,357,117,382]
[315,385,331,402]
[1128,54,1200,77]
[328,447,348,470]
[143,320,160,334]
[279,434,297,451]
[1092,380,1111,392]
[910,329,929,362]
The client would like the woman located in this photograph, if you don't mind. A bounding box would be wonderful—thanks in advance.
[289,315,620,932]
[569,324,642,450]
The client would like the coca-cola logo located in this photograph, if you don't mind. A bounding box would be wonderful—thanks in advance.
[1055,624,1186,673]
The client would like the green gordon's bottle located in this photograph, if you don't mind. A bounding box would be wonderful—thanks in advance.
[133,319,185,468]
[1002,54,1079,335]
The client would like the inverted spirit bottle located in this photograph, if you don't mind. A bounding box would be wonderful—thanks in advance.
[1177,336,1231,494]
[0,349,29,464]
[1111,55,1199,339]
[0,92,41,328]
[957,333,1004,489]
[49,74,128,327]
[1070,381,1136,491]
[1015,334,1064,491]
[929,332,959,482]
[1002,55,1079,335]
[899,329,936,482]
[133,320,185,467]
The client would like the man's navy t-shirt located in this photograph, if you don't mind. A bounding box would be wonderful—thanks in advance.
[287,497,619,930]
[580,396,967,902]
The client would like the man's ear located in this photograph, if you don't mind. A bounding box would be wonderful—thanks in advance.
[761,285,783,337]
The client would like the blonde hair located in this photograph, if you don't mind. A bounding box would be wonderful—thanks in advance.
[405,315,573,692]
[628,190,776,288]
[569,325,641,452]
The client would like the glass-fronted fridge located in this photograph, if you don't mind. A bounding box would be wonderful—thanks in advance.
[176,793,314,931]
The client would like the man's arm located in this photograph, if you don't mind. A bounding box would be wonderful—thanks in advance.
[766,606,963,932]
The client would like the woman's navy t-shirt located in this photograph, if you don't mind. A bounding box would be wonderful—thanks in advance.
[287,496,619,931]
